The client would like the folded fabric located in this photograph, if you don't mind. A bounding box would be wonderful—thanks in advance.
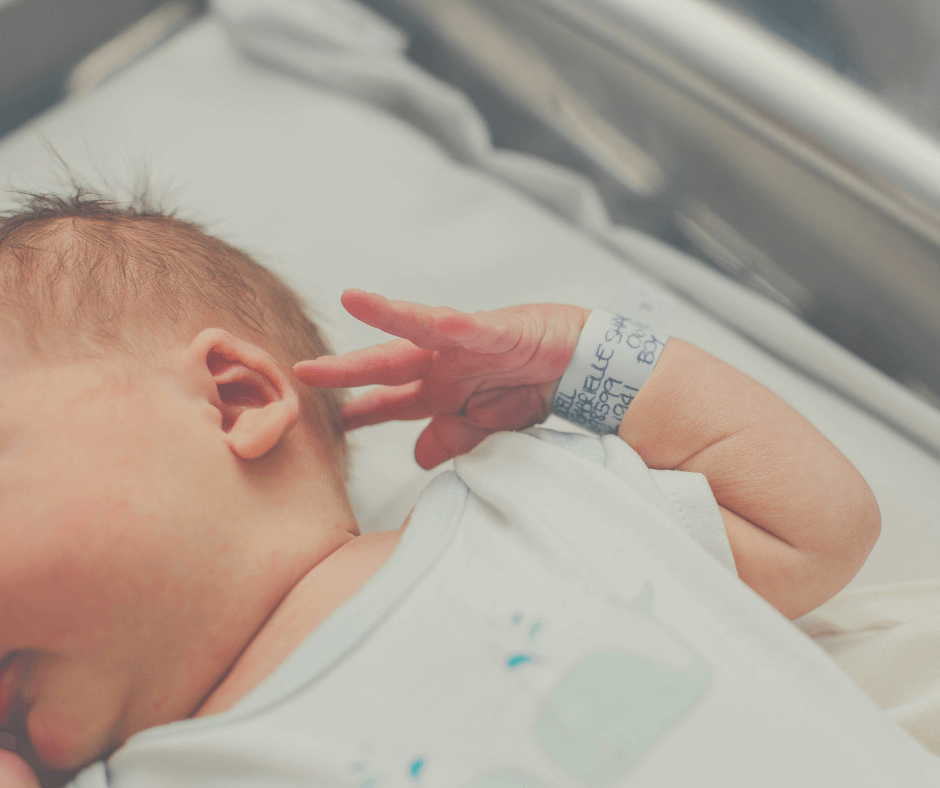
[799,579,940,754]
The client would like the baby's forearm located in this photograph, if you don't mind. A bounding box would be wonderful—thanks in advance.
[618,338,880,618]
[310,291,878,617]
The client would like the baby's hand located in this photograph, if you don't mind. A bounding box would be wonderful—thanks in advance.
[294,290,588,468]
[0,748,39,788]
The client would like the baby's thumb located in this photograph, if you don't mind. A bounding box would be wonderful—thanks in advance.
[0,749,40,788]
[414,415,492,469]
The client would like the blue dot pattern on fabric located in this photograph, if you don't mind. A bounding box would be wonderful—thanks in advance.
[409,758,425,779]
[463,769,552,788]
[506,653,534,668]
[534,648,710,785]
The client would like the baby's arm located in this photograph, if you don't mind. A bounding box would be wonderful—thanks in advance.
[617,338,879,619]
[296,291,880,618]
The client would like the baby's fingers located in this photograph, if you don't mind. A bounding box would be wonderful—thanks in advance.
[342,289,523,354]
[414,415,494,469]
[0,748,40,788]
[294,340,432,388]
[342,381,430,430]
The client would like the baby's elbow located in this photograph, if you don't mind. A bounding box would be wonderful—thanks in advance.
[813,475,881,610]
[841,476,881,580]
[782,476,881,620]
[862,482,882,550]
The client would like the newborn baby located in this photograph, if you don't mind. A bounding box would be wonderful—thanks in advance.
[2,192,925,788]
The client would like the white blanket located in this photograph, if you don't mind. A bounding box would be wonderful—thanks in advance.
[800,580,940,755]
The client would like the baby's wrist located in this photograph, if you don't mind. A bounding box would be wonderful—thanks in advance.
[538,377,563,423]
[550,308,669,434]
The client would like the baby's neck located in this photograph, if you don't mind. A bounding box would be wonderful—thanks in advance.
[193,527,404,717]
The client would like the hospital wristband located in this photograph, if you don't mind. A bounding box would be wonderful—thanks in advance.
[551,309,668,435]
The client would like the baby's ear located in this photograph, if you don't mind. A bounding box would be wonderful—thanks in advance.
[187,328,299,460]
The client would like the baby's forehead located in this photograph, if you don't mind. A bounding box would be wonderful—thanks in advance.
[0,306,150,396]
[0,353,145,441]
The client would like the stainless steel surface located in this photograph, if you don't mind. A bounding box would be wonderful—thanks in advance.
[66,1,198,96]
[368,0,940,404]
[0,0,205,139]
[716,0,940,133]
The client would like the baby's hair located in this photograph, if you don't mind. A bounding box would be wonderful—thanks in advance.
[0,187,346,465]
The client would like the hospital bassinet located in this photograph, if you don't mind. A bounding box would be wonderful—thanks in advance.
[2,0,940,774]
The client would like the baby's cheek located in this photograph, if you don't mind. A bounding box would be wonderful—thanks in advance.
[15,655,124,775]
[26,697,101,772]
[1,556,114,651]
[4,495,130,649]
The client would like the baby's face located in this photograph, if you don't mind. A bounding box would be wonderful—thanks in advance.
[0,345,246,773]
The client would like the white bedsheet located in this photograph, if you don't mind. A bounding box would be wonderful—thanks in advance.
[800,579,940,755]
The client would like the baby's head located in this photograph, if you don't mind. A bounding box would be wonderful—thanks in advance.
[0,190,346,460]
[0,191,356,778]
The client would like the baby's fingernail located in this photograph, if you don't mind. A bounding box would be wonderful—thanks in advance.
[295,357,329,369]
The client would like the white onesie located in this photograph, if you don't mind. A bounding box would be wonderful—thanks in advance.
[69,428,940,787]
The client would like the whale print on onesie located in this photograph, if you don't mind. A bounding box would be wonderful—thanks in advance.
[533,583,710,785]
[474,583,711,788]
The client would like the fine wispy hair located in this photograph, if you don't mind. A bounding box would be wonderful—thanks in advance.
[0,184,347,465]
